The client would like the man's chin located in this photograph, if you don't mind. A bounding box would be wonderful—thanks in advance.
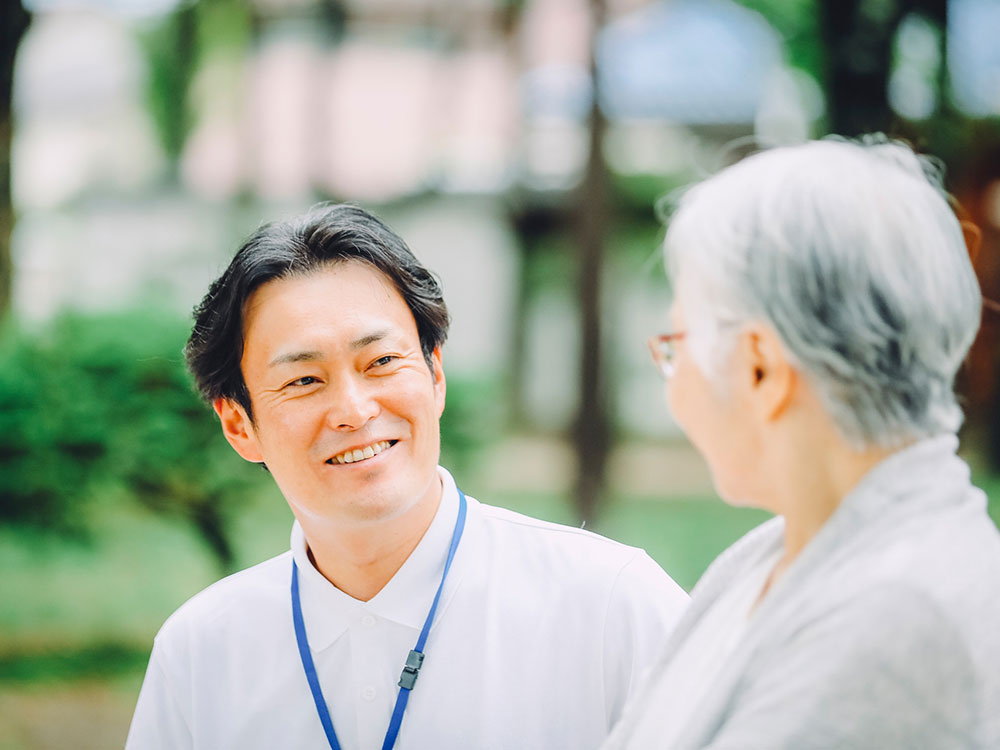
[350,471,442,525]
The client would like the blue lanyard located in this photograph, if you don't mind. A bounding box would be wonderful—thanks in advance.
[291,489,468,750]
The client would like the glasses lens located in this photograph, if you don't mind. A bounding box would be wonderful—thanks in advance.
[660,341,674,378]
[649,335,682,379]
[647,338,668,379]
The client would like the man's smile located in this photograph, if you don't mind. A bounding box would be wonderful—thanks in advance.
[326,439,398,465]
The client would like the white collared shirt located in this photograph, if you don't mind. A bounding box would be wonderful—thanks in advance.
[126,468,688,750]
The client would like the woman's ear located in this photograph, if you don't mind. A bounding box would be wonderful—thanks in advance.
[740,325,796,422]
[214,398,264,463]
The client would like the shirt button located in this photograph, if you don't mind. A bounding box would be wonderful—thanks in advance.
[360,614,376,627]
[361,686,377,702]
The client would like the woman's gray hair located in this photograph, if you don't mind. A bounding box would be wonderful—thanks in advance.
[664,135,982,449]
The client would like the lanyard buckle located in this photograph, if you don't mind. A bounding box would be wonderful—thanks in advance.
[398,649,425,690]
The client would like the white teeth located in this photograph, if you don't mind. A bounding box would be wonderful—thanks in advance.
[331,441,391,465]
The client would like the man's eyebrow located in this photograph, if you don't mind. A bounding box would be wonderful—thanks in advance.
[266,330,391,368]
[350,330,390,350]
[268,350,323,368]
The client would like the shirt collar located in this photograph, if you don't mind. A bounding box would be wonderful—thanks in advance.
[761,434,973,591]
[717,434,976,648]
[840,433,969,518]
[289,466,463,652]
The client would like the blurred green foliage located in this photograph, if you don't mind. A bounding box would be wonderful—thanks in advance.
[0,308,264,570]
[733,0,822,80]
[139,5,197,164]
[193,0,253,59]
[438,374,499,479]
[0,322,101,535]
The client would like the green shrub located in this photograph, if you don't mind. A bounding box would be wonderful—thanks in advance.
[438,374,500,478]
[0,309,264,570]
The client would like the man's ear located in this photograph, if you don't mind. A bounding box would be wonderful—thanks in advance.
[739,325,796,422]
[430,347,446,418]
[213,397,264,463]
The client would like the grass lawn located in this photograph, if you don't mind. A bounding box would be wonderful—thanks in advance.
[496,490,772,591]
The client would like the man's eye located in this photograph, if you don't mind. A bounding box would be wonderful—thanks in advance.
[287,376,318,387]
[370,355,396,368]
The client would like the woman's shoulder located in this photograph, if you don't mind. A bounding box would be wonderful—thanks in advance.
[688,515,785,599]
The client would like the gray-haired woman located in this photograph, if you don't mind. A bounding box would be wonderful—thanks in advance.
[604,137,1000,749]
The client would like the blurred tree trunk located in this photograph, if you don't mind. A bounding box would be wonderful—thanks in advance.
[507,208,540,428]
[503,0,535,430]
[820,0,949,136]
[573,0,610,524]
[920,1,948,102]
[819,0,904,136]
[506,205,570,429]
[0,1,30,320]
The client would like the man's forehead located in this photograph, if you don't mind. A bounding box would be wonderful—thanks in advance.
[244,262,401,323]
[246,259,392,306]
[239,264,416,363]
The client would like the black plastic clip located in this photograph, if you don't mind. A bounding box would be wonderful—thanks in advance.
[398,649,425,690]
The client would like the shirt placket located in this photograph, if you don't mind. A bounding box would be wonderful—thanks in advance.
[350,608,399,750]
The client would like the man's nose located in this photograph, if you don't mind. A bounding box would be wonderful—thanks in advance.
[326,374,380,430]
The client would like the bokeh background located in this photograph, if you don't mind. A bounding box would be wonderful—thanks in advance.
[1,0,998,746]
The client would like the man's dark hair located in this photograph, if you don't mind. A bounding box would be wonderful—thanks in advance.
[184,204,450,422]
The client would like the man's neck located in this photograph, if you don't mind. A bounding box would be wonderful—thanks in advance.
[301,478,444,602]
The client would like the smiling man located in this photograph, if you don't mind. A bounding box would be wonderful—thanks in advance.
[125,204,688,750]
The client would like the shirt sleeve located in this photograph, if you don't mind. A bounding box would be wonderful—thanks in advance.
[702,584,981,750]
[602,550,690,731]
[125,636,193,750]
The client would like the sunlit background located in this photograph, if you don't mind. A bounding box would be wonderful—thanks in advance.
[1,0,998,746]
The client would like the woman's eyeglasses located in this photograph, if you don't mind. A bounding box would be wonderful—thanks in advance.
[647,332,687,380]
